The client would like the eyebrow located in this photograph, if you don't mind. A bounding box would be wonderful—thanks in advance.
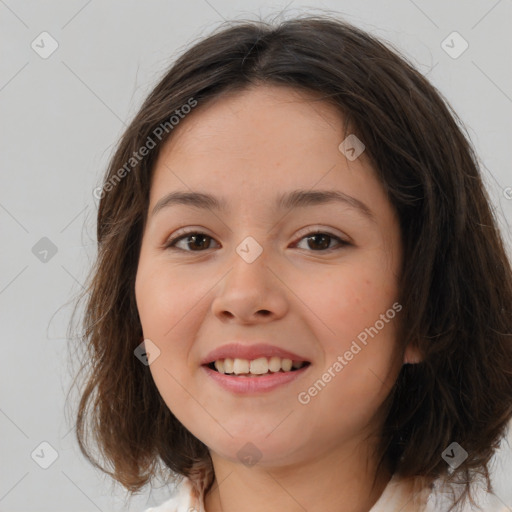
[151,189,375,221]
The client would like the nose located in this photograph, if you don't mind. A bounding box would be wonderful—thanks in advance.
[211,247,289,324]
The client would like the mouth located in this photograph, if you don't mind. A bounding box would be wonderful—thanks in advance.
[204,357,311,377]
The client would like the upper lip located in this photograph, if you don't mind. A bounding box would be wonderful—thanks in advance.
[201,343,310,365]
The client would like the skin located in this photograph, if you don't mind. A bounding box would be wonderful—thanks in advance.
[135,85,421,512]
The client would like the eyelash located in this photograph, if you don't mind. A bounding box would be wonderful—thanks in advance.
[163,228,350,253]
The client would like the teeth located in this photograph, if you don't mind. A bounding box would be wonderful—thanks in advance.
[250,357,269,374]
[281,358,292,372]
[268,356,281,372]
[211,356,306,375]
[233,358,250,375]
[223,358,234,373]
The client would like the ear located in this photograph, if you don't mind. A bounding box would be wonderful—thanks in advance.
[403,342,423,365]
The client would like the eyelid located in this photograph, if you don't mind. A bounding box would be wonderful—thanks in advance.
[162,226,216,248]
[163,225,351,251]
[292,225,351,244]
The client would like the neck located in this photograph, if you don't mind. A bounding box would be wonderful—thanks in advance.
[204,440,392,512]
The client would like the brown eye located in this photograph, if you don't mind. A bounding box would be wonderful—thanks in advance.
[166,232,218,251]
[295,231,349,252]
[165,230,349,253]
[306,233,332,250]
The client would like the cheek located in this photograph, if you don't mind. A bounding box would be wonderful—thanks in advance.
[135,260,197,395]
[135,267,201,424]
[297,313,400,438]
[135,256,208,341]
[293,259,401,408]
[294,258,399,347]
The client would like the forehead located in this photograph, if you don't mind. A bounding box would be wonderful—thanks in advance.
[149,85,379,206]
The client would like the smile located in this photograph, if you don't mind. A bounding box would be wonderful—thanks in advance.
[202,359,311,394]
[208,357,309,376]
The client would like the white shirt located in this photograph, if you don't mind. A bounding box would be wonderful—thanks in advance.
[143,470,509,512]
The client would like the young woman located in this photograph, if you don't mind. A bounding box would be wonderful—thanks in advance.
[70,16,512,512]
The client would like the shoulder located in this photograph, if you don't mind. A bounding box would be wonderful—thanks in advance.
[369,473,432,512]
[144,460,212,512]
[428,476,511,512]
[370,472,509,512]
[143,476,202,512]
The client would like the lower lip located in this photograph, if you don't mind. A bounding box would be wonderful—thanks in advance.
[202,364,310,394]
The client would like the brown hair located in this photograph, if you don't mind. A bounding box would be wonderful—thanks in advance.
[67,15,512,510]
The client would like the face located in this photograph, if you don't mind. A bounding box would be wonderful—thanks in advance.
[135,85,404,468]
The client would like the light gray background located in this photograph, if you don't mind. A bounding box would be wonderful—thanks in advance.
[1,1,511,511]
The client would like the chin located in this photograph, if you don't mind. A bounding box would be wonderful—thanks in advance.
[204,430,306,467]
